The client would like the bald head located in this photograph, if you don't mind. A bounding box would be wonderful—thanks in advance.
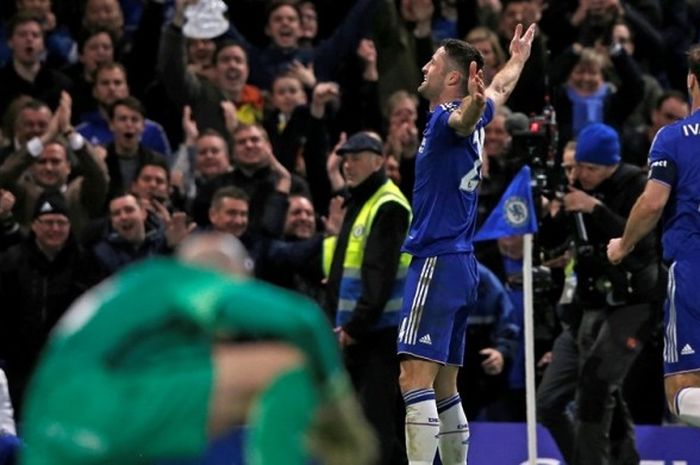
[177,232,253,277]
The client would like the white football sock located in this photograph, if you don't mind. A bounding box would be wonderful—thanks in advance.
[676,387,700,427]
[404,388,440,465]
[437,394,470,465]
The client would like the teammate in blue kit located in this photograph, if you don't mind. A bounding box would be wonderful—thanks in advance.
[396,24,536,464]
[608,45,700,428]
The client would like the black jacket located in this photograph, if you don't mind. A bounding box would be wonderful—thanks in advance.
[574,163,663,306]
[104,143,168,201]
[92,213,171,277]
[191,166,287,233]
[0,234,99,415]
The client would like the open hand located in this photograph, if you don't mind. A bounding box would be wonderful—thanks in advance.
[509,23,536,63]
[468,61,486,109]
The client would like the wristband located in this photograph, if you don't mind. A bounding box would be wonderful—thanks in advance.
[27,137,43,158]
[609,42,623,57]
[68,132,85,151]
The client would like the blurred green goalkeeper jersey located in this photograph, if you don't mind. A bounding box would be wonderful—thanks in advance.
[21,258,348,465]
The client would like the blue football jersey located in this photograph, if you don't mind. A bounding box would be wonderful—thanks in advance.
[648,109,700,261]
[402,98,495,257]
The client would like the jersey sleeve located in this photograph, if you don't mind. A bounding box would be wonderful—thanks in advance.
[648,126,675,164]
[647,126,678,187]
[648,158,677,187]
[435,98,495,138]
[477,98,496,130]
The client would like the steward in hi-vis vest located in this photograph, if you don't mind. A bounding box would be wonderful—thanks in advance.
[323,131,412,464]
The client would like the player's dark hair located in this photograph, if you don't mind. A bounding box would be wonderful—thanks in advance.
[655,90,688,111]
[441,38,484,94]
[688,45,700,82]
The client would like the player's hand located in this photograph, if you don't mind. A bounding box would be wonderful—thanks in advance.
[467,61,486,109]
[509,23,536,64]
[308,392,378,465]
[607,237,633,265]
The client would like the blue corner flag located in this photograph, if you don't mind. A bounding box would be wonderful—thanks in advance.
[474,165,538,241]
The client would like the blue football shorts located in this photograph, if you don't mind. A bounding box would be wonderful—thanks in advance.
[397,253,479,366]
[663,257,700,376]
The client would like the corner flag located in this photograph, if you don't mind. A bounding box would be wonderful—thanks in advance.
[474,164,541,464]
[474,165,538,241]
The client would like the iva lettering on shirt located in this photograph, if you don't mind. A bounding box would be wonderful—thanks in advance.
[682,123,700,136]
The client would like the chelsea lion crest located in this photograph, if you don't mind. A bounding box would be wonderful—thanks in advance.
[504,196,529,228]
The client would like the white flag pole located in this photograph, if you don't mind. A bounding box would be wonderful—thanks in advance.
[523,232,538,465]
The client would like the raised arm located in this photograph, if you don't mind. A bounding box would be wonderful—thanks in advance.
[157,0,203,107]
[484,23,536,109]
[75,141,109,217]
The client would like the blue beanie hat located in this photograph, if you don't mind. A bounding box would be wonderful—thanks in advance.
[575,123,621,166]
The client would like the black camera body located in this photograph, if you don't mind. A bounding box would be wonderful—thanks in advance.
[506,105,561,199]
